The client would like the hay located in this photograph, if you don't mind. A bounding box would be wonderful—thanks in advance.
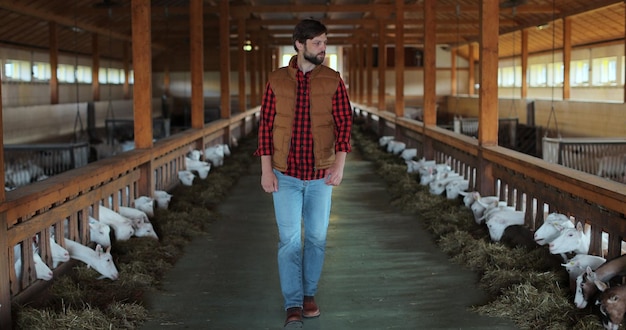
[472,283,574,329]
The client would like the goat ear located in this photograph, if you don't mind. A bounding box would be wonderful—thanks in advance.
[105,246,111,254]
[95,244,103,254]
[595,280,609,292]
[576,222,583,231]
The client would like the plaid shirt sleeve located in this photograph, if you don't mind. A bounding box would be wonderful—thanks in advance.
[333,78,353,153]
[254,82,275,156]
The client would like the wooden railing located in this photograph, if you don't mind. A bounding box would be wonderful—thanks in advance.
[0,107,260,327]
[353,104,626,261]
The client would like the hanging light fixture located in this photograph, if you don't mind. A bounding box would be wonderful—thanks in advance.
[243,40,252,52]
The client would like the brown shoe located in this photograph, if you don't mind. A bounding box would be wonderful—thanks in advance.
[284,307,303,328]
[303,296,321,318]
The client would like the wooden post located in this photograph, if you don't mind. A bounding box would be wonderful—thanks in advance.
[92,33,100,101]
[451,48,457,97]
[563,18,571,100]
[394,0,405,117]
[131,0,153,196]
[366,35,373,106]
[190,0,204,128]
[477,0,499,195]
[377,18,386,111]
[123,42,131,99]
[237,16,247,113]
[219,0,231,120]
[521,30,528,99]
[468,43,475,96]
[49,22,59,104]
[0,62,9,329]
[423,0,436,126]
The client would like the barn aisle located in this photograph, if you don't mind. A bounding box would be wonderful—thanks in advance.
[140,148,519,330]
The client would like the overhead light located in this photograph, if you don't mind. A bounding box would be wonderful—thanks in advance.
[243,40,252,52]
[536,23,550,30]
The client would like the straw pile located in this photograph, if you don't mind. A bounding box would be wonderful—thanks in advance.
[351,122,604,329]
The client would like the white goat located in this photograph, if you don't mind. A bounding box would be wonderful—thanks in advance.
[154,190,173,209]
[561,254,606,281]
[549,222,590,256]
[178,170,195,186]
[49,235,70,268]
[405,158,436,174]
[534,212,575,246]
[187,149,203,161]
[458,190,477,208]
[133,196,155,218]
[469,192,501,224]
[64,238,119,280]
[89,216,112,248]
[386,140,406,155]
[445,179,470,200]
[13,244,53,281]
[98,206,135,241]
[428,173,463,196]
[205,144,226,167]
[399,148,417,161]
[484,209,525,242]
[378,136,394,147]
[119,206,158,239]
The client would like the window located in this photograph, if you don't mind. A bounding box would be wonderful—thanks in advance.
[570,60,589,86]
[76,65,92,83]
[592,56,617,85]
[99,68,125,84]
[57,64,75,83]
[498,66,521,87]
[32,62,51,81]
[4,60,31,81]
[128,70,134,84]
[547,62,563,87]
[529,64,547,87]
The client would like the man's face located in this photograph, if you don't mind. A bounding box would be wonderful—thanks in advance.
[303,34,327,65]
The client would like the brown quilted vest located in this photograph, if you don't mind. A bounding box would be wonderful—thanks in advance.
[268,58,340,172]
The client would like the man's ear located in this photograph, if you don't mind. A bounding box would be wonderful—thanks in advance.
[295,40,304,51]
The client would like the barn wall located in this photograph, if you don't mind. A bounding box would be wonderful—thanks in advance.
[442,96,626,138]
[2,98,162,144]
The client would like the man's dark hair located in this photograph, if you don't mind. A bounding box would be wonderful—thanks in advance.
[292,19,327,52]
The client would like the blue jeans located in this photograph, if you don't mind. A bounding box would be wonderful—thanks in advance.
[272,169,333,310]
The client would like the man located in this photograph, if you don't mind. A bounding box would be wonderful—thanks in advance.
[254,19,353,328]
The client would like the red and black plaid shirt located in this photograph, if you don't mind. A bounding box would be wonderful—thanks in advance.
[255,64,353,180]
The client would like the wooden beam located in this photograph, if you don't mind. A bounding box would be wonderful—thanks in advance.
[394,0,405,118]
[478,0,499,147]
[377,18,386,111]
[131,0,153,149]
[219,0,231,120]
[237,17,247,113]
[190,0,205,129]
[49,21,59,105]
[563,17,571,100]
[92,33,100,102]
[423,0,437,126]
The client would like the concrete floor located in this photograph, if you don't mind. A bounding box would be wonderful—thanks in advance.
[140,150,519,330]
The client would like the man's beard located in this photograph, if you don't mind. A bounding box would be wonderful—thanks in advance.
[304,52,325,65]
